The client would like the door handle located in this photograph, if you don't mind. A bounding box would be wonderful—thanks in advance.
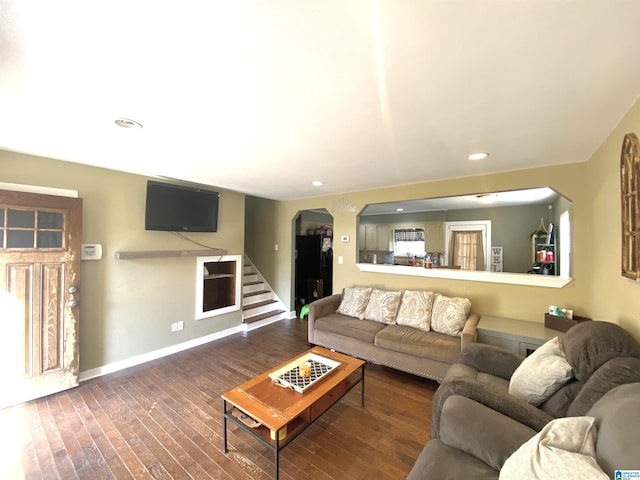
[68,285,78,294]
[67,298,79,307]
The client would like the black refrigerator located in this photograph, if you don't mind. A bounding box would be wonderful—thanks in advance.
[295,234,333,307]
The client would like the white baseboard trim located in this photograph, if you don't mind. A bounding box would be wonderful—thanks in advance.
[79,324,244,382]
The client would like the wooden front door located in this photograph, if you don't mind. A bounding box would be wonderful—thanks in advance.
[0,190,82,409]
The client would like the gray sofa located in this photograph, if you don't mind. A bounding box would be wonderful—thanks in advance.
[407,320,640,479]
[308,290,480,382]
[431,320,640,437]
[408,382,640,479]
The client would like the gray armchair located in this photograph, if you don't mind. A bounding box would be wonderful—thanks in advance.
[432,321,640,438]
[409,382,640,479]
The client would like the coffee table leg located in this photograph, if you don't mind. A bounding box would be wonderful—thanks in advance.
[361,365,365,407]
[222,399,228,453]
[274,431,279,480]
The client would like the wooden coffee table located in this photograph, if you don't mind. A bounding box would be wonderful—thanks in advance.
[222,346,365,479]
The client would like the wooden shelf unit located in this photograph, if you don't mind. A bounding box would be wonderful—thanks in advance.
[203,260,236,313]
[196,255,242,320]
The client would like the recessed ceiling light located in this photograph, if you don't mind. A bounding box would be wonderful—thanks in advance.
[468,152,490,161]
[115,118,143,129]
[312,180,324,187]
[396,208,404,212]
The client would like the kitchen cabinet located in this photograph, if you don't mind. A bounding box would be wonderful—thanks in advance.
[424,221,445,253]
[375,225,391,250]
[365,226,377,250]
[359,224,392,250]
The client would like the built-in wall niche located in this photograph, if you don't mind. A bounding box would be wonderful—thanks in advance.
[195,255,242,320]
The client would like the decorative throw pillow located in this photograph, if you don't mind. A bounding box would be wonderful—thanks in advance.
[395,290,435,331]
[431,294,471,336]
[363,289,402,324]
[508,336,574,406]
[336,287,372,320]
[500,416,608,479]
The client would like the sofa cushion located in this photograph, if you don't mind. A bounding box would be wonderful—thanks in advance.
[374,324,461,363]
[363,289,402,324]
[499,416,607,479]
[508,336,574,406]
[395,290,434,331]
[440,395,537,471]
[336,287,372,319]
[566,356,640,417]
[588,382,640,475]
[407,440,499,480]
[431,294,471,336]
[562,321,640,382]
[314,313,387,343]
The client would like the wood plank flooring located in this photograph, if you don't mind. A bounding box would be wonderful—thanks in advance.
[0,318,437,479]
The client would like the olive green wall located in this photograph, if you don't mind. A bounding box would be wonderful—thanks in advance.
[249,163,591,326]
[3,95,640,376]
[248,98,640,341]
[587,97,640,337]
[2,151,246,372]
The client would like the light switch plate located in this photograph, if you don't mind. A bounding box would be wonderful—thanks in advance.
[340,235,350,242]
[81,244,103,260]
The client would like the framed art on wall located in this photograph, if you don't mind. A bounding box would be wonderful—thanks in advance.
[620,132,640,280]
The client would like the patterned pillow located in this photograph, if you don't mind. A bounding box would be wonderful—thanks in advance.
[431,294,471,336]
[395,290,435,331]
[337,287,372,319]
[364,289,402,324]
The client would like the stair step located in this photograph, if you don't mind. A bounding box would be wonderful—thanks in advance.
[243,309,286,324]
[243,299,277,311]
[243,280,263,287]
[243,289,270,298]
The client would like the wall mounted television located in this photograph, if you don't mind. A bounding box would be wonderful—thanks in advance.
[145,180,219,232]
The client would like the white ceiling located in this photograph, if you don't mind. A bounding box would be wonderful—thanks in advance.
[1,1,639,201]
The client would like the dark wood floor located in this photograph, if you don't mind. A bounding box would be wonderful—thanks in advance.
[0,318,437,479]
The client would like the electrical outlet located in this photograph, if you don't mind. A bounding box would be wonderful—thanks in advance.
[171,321,184,332]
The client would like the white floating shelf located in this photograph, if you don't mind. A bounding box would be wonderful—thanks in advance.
[115,249,226,260]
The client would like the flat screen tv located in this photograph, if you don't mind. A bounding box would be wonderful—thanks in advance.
[145,180,219,232]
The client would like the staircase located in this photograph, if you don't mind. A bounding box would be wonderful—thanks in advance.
[242,257,291,330]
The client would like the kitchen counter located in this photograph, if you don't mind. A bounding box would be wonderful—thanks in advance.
[355,263,572,288]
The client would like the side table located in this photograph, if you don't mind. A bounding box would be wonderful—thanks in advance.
[477,315,563,356]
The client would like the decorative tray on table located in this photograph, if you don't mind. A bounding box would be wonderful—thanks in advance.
[269,353,341,393]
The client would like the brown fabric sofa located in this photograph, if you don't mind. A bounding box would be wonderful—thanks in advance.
[308,291,480,382]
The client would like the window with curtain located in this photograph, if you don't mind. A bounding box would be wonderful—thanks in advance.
[393,228,425,256]
[449,230,485,270]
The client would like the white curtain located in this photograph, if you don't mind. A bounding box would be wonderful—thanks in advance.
[449,230,485,270]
